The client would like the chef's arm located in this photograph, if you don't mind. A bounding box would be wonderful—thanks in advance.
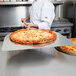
[25,22,49,29]
[37,22,50,30]
[38,2,55,29]
[21,16,30,22]
[25,23,39,28]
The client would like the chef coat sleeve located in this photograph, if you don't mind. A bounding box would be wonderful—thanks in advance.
[38,2,55,29]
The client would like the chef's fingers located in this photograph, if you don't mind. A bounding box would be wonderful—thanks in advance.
[25,23,31,27]
[21,18,25,22]
[26,23,38,28]
[24,24,28,28]
[26,23,30,25]
[26,23,33,27]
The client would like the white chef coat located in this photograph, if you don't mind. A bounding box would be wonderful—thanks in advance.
[30,0,55,30]
[29,0,55,55]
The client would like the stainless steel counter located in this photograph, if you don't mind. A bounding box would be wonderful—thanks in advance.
[0,2,32,5]
[0,1,64,5]
[0,41,3,50]
[0,41,76,76]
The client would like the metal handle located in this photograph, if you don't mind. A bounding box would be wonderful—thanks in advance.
[23,21,26,24]
[27,24,30,31]
[23,21,30,31]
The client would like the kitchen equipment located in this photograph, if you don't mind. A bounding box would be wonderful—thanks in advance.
[51,19,73,38]
[62,1,76,37]
[2,32,75,51]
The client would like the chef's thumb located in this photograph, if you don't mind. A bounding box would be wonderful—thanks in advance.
[24,24,27,28]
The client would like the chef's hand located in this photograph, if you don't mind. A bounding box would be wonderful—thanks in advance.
[24,23,39,28]
[21,16,30,23]
[21,18,26,22]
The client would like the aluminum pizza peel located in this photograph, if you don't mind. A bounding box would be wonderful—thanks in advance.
[1,32,75,51]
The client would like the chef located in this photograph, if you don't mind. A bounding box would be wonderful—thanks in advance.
[21,0,55,55]
[21,0,55,30]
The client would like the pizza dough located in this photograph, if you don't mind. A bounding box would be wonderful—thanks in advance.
[10,29,57,44]
[59,38,76,54]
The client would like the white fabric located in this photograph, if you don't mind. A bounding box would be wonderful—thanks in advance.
[30,0,55,29]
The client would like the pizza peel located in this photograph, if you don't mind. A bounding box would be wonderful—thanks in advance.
[1,32,75,51]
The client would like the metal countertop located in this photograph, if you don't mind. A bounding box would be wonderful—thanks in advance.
[0,1,64,5]
[0,41,76,76]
